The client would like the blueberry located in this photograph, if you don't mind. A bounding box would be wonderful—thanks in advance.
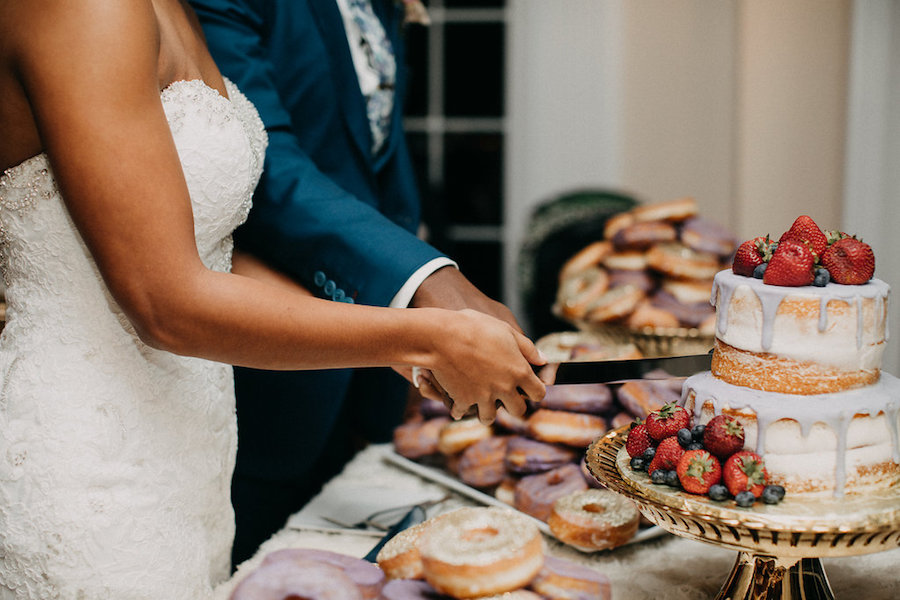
[664,470,680,488]
[641,447,656,462]
[650,469,667,485]
[677,428,693,448]
[761,485,786,504]
[630,457,647,472]
[708,484,729,501]
[735,491,756,507]
[813,268,830,287]
[753,263,767,279]
[691,424,706,443]
[686,442,704,451]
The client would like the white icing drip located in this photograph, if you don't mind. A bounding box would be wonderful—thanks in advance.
[680,371,900,496]
[714,275,734,336]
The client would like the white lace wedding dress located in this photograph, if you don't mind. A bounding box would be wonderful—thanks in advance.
[0,79,267,599]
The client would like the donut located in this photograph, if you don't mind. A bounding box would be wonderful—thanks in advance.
[376,518,442,581]
[514,463,588,522]
[458,435,509,489]
[261,548,385,599]
[645,242,720,281]
[609,411,634,430]
[547,489,641,551]
[556,266,610,320]
[378,579,449,600]
[623,299,680,330]
[680,215,736,257]
[602,211,635,240]
[583,284,645,324]
[494,406,530,435]
[229,559,363,600]
[528,556,612,600]
[479,592,544,600]
[602,250,647,271]
[615,380,680,419]
[570,342,643,361]
[631,196,698,223]
[558,241,613,282]
[649,289,715,328]
[436,418,492,456]
[394,417,451,459]
[538,383,613,415]
[418,396,452,419]
[504,436,578,475]
[661,278,714,305]
[526,409,607,448]
[418,507,545,598]
[611,220,677,251]
[607,268,656,293]
[495,476,519,506]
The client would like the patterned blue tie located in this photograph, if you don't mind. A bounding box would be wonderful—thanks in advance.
[345,0,396,155]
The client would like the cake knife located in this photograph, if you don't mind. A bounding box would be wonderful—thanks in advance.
[543,350,712,386]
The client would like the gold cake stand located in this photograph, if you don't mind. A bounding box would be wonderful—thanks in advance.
[586,427,900,600]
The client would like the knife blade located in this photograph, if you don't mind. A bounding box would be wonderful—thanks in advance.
[542,351,712,386]
[363,504,426,563]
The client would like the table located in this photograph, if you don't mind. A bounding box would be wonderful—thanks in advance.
[215,444,900,600]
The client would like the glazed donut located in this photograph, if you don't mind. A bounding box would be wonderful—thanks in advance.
[260,548,386,600]
[661,278,714,305]
[494,406,530,435]
[649,289,715,328]
[418,396,451,419]
[495,476,519,506]
[528,555,612,600]
[418,507,545,598]
[479,591,544,600]
[393,417,451,459]
[609,411,634,430]
[631,196,698,223]
[558,241,613,282]
[538,383,613,415]
[570,342,643,361]
[584,285,645,324]
[458,435,509,489]
[645,242,720,281]
[376,518,440,581]
[436,418,493,456]
[602,250,647,271]
[624,299,680,330]
[526,409,607,448]
[229,559,363,600]
[602,211,635,240]
[608,268,656,293]
[680,215,736,257]
[611,220,677,251]
[547,489,641,551]
[556,267,610,320]
[514,463,588,522]
[615,380,680,419]
[504,436,578,475]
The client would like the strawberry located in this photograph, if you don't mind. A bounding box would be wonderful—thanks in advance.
[625,423,652,458]
[778,215,827,258]
[645,403,691,442]
[732,235,776,277]
[820,237,875,285]
[702,414,745,458]
[676,449,722,495]
[648,436,684,475]
[723,451,768,497]
[762,239,815,286]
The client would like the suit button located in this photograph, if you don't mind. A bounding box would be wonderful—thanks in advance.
[313,271,326,287]
[332,289,345,302]
[324,280,336,296]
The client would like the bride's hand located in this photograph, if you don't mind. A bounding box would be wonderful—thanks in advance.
[426,309,546,424]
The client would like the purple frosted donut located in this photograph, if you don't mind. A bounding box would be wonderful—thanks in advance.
[230,559,363,600]
[579,456,603,489]
[529,556,612,600]
[393,417,451,460]
[458,435,509,488]
[607,268,656,293]
[494,406,530,435]
[262,548,385,599]
[418,396,451,418]
[649,290,714,328]
[514,463,588,522]
[615,379,680,419]
[680,215,737,258]
[609,411,634,430]
[538,384,613,415]
[504,436,578,475]
[378,579,451,600]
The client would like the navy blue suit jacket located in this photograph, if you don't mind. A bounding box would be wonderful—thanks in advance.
[191,0,443,479]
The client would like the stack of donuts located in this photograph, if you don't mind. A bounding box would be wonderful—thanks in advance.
[554,196,736,334]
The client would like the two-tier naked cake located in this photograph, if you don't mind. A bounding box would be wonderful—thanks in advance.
[680,217,900,496]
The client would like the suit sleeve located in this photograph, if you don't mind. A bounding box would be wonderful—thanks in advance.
[190,0,445,307]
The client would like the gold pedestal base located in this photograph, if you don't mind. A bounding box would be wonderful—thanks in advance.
[718,554,832,600]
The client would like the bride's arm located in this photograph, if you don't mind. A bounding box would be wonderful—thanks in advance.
[10,0,544,418]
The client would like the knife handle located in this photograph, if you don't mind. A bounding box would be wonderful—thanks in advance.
[363,505,427,562]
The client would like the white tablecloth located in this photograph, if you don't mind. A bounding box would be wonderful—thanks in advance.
[216,444,900,600]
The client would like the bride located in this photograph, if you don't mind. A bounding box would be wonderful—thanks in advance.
[0,1,545,598]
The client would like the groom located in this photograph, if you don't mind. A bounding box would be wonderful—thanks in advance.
[190,0,523,566]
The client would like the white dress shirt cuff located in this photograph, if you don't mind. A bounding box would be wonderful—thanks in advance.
[389,257,458,308]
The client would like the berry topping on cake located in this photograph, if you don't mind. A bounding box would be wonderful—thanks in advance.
[723,451,768,497]
[732,235,776,276]
[647,436,684,475]
[778,215,827,257]
[762,239,815,286]
[701,414,745,458]
[820,237,875,285]
[645,403,691,442]
[676,449,722,495]
[625,423,652,458]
